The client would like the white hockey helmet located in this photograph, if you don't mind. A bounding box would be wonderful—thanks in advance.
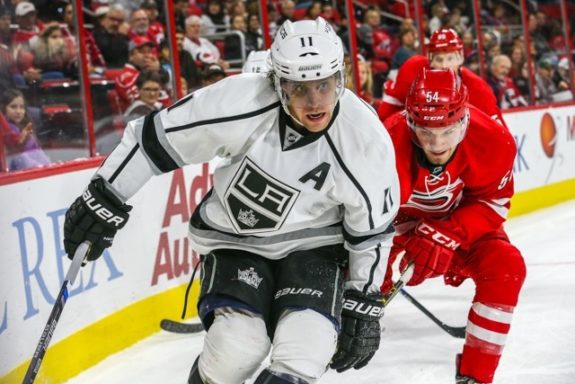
[242,49,271,74]
[271,18,345,116]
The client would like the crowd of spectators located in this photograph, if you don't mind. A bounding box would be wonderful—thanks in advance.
[1,0,574,172]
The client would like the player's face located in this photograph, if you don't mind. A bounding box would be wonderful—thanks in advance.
[412,121,466,165]
[283,74,340,132]
[429,52,462,71]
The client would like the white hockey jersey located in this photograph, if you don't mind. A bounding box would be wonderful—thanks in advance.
[95,74,400,293]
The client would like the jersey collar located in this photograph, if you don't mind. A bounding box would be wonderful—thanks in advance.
[278,102,340,151]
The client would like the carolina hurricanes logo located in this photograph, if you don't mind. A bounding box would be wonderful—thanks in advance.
[404,173,464,213]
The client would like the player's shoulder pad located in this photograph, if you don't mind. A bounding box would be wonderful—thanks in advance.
[465,105,516,161]
[335,90,393,156]
[189,73,279,119]
[460,67,493,94]
[339,89,384,131]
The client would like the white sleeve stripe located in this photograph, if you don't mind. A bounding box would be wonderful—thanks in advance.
[382,94,403,106]
[472,302,514,324]
[466,320,508,346]
[479,199,509,219]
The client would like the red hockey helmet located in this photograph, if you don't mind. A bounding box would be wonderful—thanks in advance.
[406,68,469,129]
[427,28,463,54]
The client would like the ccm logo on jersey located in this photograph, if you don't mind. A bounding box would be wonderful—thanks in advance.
[416,222,460,250]
[82,190,126,228]
[342,299,384,318]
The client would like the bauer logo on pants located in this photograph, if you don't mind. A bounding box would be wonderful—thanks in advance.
[225,157,300,233]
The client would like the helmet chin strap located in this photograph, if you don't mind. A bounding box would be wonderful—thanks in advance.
[282,100,307,128]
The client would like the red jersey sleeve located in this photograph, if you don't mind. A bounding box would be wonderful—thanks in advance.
[440,107,516,246]
[461,67,507,129]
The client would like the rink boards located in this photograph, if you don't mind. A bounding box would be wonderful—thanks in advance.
[1,104,575,383]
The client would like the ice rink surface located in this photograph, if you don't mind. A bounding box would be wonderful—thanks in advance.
[66,200,575,384]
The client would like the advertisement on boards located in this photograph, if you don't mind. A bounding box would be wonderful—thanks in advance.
[504,106,575,192]
[0,162,214,376]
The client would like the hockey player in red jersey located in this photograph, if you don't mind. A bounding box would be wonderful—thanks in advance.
[378,28,505,127]
[382,68,526,383]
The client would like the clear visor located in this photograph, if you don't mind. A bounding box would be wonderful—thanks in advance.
[280,72,343,110]
[408,113,468,150]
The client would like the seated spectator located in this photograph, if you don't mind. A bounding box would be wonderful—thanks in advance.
[12,2,43,46]
[554,57,572,92]
[201,0,229,35]
[357,7,382,60]
[124,70,163,121]
[245,13,264,54]
[527,13,550,60]
[304,1,322,20]
[228,0,247,20]
[535,57,559,104]
[513,61,531,103]
[0,6,16,89]
[224,14,247,64]
[0,5,10,47]
[487,54,527,109]
[276,0,295,27]
[175,27,202,91]
[141,0,165,44]
[29,23,76,80]
[202,63,226,87]
[174,0,194,30]
[61,3,106,74]
[508,45,525,79]
[267,4,279,38]
[428,3,448,34]
[1,89,49,171]
[128,7,163,46]
[320,3,341,31]
[390,26,417,70]
[345,56,381,110]
[93,5,130,68]
[183,15,229,70]
[115,36,164,111]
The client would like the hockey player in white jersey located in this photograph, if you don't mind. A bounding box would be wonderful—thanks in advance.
[242,49,271,74]
[63,17,400,383]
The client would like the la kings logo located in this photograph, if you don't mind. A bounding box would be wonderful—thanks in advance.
[225,157,300,233]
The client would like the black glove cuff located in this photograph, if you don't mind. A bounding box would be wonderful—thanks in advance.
[341,290,384,321]
[81,177,132,230]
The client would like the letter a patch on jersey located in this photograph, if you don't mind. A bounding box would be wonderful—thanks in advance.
[225,158,300,234]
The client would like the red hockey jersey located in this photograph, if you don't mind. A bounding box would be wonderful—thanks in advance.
[378,55,505,127]
[384,105,516,249]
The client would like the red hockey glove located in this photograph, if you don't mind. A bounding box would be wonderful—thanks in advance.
[400,221,462,286]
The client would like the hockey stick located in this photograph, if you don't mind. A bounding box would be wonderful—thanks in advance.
[399,288,466,338]
[160,319,204,334]
[22,241,91,384]
[160,258,204,334]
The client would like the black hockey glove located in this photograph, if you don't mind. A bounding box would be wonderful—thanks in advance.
[330,290,384,372]
[64,177,131,262]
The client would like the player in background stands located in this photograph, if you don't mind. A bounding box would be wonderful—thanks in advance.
[378,28,506,128]
[62,17,400,384]
[382,68,526,383]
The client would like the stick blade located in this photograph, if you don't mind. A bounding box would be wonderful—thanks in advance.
[160,319,204,334]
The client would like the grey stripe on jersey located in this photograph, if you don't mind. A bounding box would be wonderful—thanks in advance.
[189,209,344,260]
[324,133,375,230]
